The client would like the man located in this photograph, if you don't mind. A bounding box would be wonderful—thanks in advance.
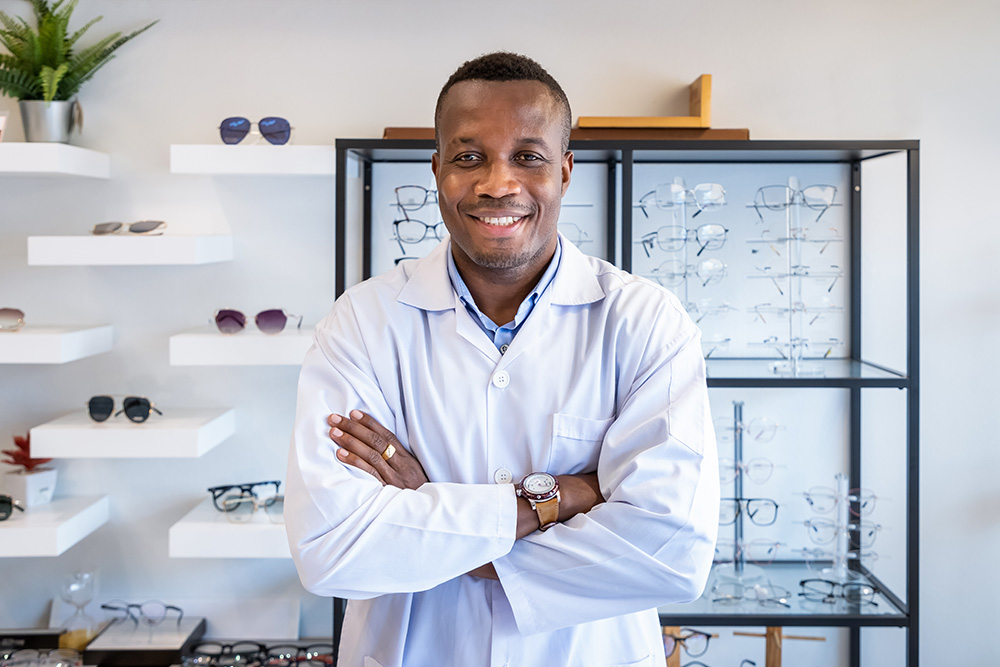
[285,52,718,667]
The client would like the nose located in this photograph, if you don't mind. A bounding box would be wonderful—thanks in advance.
[473,159,521,199]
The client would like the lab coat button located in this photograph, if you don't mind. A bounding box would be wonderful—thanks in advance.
[492,371,510,388]
[493,468,513,484]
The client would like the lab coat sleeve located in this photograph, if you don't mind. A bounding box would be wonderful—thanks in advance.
[285,293,518,599]
[491,319,719,635]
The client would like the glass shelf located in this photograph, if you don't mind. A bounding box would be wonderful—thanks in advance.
[658,561,907,627]
[705,359,908,388]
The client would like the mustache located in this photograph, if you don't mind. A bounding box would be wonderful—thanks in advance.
[461,197,535,216]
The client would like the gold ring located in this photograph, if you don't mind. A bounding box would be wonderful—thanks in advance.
[381,443,396,461]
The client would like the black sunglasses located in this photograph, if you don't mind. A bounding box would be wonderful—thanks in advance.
[88,395,163,423]
[219,116,292,145]
[0,494,25,521]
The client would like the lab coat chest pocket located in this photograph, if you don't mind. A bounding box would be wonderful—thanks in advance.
[548,413,614,474]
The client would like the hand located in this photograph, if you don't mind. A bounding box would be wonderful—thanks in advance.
[329,410,429,490]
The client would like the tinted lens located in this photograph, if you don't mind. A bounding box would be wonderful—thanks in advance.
[0,307,24,331]
[220,117,251,144]
[255,309,288,334]
[264,496,284,523]
[93,222,123,235]
[259,117,291,145]
[0,496,11,521]
[122,396,151,423]
[215,309,246,334]
[88,395,115,422]
[127,220,165,234]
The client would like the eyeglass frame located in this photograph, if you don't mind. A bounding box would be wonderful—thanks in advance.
[718,456,779,484]
[208,481,281,512]
[219,494,284,524]
[801,485,877,516]
[798,578,878,606]
[714,538,784,565]
[391,218,446,253]
[719,497,779,526]
[101,599,184,627]
[258,643,336,667]
[634,182,727,219]
[637,224,729,258]
[646,257,727,288]
[801,517,882,548]
[711,580,791,608]
[394,185,438,216]
[751,184,838,223]
[662,627,713,658]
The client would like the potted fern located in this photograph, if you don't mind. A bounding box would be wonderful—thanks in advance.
[0,0,156,142]
[2,433,57,507]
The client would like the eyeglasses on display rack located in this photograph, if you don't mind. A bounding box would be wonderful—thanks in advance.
[801,486,877,516]
[684,298,735,324]
[0,648,81,667]
[0,494,24,521]
[701,335,731,359]
[751,184,838,222]
[0,307,25,332]
[637,224,728,257]
[645,258,727,288]
[712,415,782,444]
[558,222,592,247]
[797,547,879,572]
[184,643,335,667]
[801,518,882,548]
[91,220,166,236]
[392,218,445,253]
[713,538,783,565]
[748,226,843,256]
[87,395,162,423]
[798,578,878,606]
[635,182,726,218]
[719,497,778,526]
[394,185,438,216]
[751,264,843,295]
[217,493,284,524]
[219,117,292,145]
[751,300,842,326]
[213,309,303,335]
[101,599,184,627]
[753,335,845,360]
[662,627,712,658]
[208,480,281,513]
[718,457,780,484]
[711,580,791,608]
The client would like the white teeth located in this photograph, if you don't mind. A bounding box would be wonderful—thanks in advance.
[480,216,521,226]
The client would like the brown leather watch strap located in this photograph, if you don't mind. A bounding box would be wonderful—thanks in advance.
[534,496,559,531]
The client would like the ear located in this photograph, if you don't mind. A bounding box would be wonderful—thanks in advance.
[560,151,574,197]
[431,152,440,178]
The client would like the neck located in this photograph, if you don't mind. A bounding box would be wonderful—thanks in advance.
[453,250,553,327]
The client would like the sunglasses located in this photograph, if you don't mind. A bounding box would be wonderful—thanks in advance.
[0,307,25,332]
[92,220,167,236]
[219,116,292,145]
[88,395,163,423]
[0,494,25,521]
[213,309,302,335]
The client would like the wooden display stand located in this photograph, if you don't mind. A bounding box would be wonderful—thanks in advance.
[733,627,826,667]
[577,74,713,129]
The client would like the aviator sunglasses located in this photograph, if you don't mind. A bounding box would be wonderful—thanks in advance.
[0,494,25,521]
[88,395,163,423]
[92,220,167,236]
[219,117,292,145]
[213,309,302,335]
[0,307,25,332]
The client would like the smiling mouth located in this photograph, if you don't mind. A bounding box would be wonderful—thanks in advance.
[476,215,524,226]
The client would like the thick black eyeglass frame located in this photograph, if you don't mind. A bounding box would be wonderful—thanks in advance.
[663,627,711,658]
[0,494,25,521]
[392,218,445,253]
[261,644,336,666]
[798,578,879,606]
[188,641,269,661]
[719,497,779,526]
[208,481,281,512]
[101,599,184,627]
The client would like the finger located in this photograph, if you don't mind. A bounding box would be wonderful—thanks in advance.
[333,434,385,484]
[330,413,395,459]
[331,424,386,469]
[349,410,400,444]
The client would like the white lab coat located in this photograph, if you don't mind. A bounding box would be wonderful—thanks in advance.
[285,236,719,667]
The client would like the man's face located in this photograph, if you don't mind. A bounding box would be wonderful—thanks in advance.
[432,80,573,277]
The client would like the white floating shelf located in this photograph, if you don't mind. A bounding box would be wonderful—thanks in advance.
[0,324,113,364]
[170,144,336,175]
[0,495,110,557]
[0,143,110,178]
[27,234,234,266]
[169,327,312,366]
[30,408,236,459]
[169,498,290,559]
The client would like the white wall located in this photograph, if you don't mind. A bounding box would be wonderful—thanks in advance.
[0,0,996,662]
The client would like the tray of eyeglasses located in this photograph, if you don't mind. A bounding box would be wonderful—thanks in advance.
[84,616,205,666]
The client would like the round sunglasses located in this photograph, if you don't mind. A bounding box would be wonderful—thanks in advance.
[88,395,162,423]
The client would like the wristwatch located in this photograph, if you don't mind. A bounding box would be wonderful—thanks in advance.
[517,472,560,531]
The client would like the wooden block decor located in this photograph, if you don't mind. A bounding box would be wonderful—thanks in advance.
[577,74,713,129]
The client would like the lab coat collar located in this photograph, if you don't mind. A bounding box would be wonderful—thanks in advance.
[396,233,606,312]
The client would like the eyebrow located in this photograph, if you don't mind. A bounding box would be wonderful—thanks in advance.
[450,137,553,149]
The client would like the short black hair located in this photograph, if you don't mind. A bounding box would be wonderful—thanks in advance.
[434,52,572,153]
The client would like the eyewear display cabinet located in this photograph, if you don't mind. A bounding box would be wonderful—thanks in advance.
[335,138,919,667]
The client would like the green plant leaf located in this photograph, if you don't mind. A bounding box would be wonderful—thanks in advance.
[0,64,42,99]
[38,61,66,101]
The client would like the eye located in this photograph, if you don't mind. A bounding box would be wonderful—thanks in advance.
[515,152,546,163]
[450,153,481,164]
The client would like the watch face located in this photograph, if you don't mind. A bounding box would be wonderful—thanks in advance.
[522,472,556,495]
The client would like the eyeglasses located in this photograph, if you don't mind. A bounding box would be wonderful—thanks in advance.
[798,547,879,572]
[92,220,166,236]
[208,480,281,512]
[87,395,162,423]
[258,644,335,666]
[752,335,845,360]
[558,222,592,247]
[662,628,712,658]
[635,183,727,218]
[718,457,778,484]
[751,300,843,326]
[719,497,778,526]
[748,226,843,256]
[714,538,783,565]
[101,599,184,627]
[801,518,882,548]
[184,642,268,667]
[213,309,303,335]
[751,264,843,295]
[801,486,877,516]
[684,298,735,324]
[394,185,438,214]
[0,307,25,332]
[701,335,731,359]
[798,578,878,606]
[645,257,727,287]
[392,218,445,253]
[1,648,81,667]
[218,494,284,524]
[219,117,292,145]
[711,580,791,608]
[752,184,837,222]
[638,224,729,257]
[713,415,782,444]
[0,494,25,521]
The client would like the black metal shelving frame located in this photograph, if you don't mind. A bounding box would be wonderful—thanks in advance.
[334,138,920,667]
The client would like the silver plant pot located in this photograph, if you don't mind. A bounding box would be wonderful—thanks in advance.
[19,99,80,143]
